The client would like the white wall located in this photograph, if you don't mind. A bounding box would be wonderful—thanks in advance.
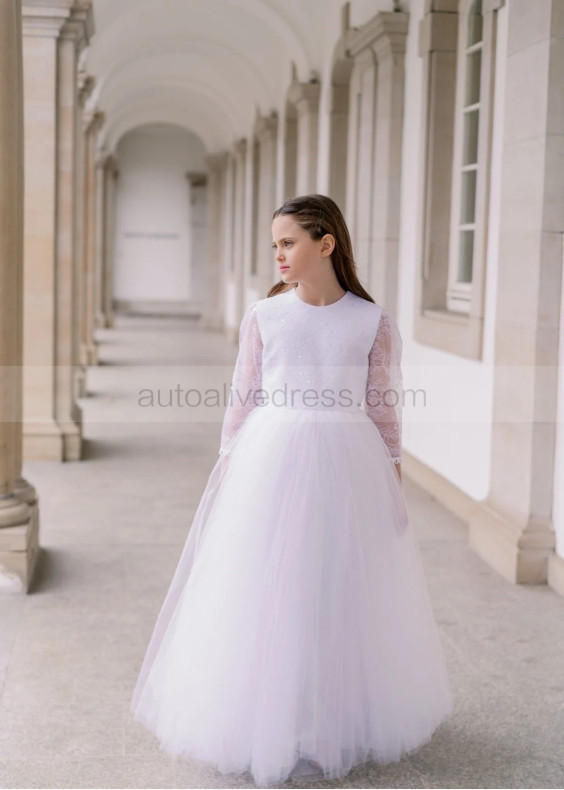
[231,0,515,504]
[266,0,508,502]
[553,236,564,558]
[113,123,206,311]
[393,0,508,502]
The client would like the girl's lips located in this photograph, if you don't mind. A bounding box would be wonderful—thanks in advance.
[279,266,289,271]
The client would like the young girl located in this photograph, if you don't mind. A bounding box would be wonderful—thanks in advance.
[131,194,454,786]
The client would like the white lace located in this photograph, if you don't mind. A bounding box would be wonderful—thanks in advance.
[365,310,403,464]
[219,303,263,456]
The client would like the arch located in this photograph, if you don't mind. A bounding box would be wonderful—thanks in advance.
[101,94,234,154]
[89,38,274,117]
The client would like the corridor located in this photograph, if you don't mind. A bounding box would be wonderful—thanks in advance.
[0,317,563,789]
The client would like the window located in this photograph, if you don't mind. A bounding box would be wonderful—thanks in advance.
[415,0,504,358]
[448,0,483,313]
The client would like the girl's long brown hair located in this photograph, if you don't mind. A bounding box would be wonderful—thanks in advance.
[267,194,375,303]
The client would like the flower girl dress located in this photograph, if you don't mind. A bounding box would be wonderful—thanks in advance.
[130,286,454,787]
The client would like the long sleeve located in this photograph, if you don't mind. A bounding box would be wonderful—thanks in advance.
[364,309,403,464]
[218,302,264,457]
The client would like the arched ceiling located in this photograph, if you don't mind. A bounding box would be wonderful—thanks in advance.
[87,0,326,154]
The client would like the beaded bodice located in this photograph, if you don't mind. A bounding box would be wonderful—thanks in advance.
[219,287,403,464]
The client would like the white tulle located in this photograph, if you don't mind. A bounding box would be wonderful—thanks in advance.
[130,287,454,787]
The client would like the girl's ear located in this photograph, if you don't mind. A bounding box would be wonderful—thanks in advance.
[320,234,335,257]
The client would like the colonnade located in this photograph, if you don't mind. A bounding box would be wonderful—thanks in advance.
[0,0,113,590]
[1,0,563,599]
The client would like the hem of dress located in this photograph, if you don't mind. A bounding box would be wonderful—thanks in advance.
[132,696,455,788]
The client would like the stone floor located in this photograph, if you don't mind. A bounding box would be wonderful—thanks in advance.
[1,314,564,789]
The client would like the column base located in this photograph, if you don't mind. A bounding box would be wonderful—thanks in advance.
[23,420,63,461]
[14,476,37,506]
[468,496,556,584]
[80,341,99,367]
[96,311,115,329]
[0,495,39,594]
[548,551,564,597]
[86,342,99,366]
[23,419,82,461]
[71,399,83,430]
[95,312,106,329]
[58,419,82,461]
[74,365,87,399]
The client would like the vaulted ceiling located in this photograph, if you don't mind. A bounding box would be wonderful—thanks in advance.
[86,0,397,152]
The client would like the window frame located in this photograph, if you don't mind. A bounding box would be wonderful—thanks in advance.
[447,0,485,313]
[414,0,504,359]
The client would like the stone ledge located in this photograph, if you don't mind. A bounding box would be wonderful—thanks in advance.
[468,499,556,585]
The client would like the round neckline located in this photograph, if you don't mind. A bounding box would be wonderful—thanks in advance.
[291,287,349,308]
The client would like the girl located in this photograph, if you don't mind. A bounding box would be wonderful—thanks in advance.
[131,194,454,787]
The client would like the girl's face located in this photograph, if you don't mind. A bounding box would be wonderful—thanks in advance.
[271,215,333,283]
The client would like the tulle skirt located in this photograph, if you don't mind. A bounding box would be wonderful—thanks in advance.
[130,404,454,787]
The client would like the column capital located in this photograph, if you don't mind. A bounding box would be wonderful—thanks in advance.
[287,79,320,115]
[22,2,70,37]
[205,152,229,172]
[95,149,113,169]
[77,71,95,106]
[83,108,104,134]
[253,111,278,142]
[106,154,118,175]
[231,137,247,158]
[350,44,376,70]
[22,0,93,40]
[423,0,458,11]
[348,11,409,61]
[60,1,94,50]
[482,0,505,12]
[186,171,207,187]
[418,8,458,55]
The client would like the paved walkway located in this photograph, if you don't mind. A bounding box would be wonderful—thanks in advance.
[1,314,563,789]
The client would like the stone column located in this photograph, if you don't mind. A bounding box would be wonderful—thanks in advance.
[287,79,320,196]
[370,14,408,311]
[468,0,562,586]
[100,155,118,329]
[347,12,408,304]
[80,108,104,368]
[344,46,376,287]
[0,0,40,592]
[201,152,228,330]
[226,139,247,343]
[57,5,93,458]
[282,103,297,202]
[94,151,108,329]
[21,1,93,462]
[73,64,94,401]
[186,172,208,311]
[253,113,278,293]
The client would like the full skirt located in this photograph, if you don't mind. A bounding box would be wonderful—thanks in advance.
[130,404,454,786]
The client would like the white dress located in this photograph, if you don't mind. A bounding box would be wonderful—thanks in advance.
[130,286,454,787]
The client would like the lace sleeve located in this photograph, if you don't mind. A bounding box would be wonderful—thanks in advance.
[218,302,263,457]
[365,309,403,464]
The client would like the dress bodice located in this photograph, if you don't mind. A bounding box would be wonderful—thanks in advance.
[219,286,403,464]
[257,288,382,411]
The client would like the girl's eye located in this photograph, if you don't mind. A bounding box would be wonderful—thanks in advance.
[285,241,292,247]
